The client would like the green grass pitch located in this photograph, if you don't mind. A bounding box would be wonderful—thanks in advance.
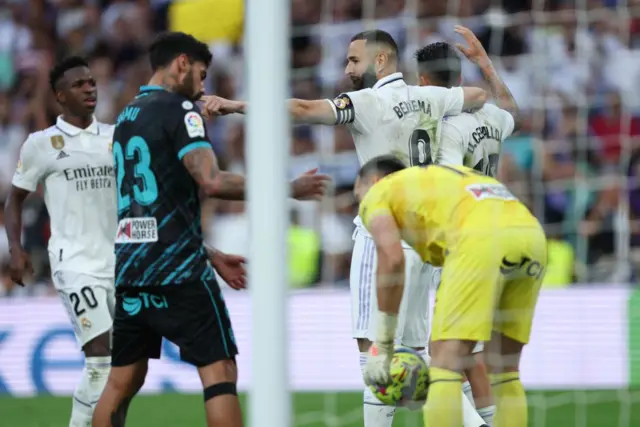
[2,390,640,426]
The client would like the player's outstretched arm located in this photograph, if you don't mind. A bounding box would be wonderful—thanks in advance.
[182,147,330,201]
[4,186,33,285]
[200,95,338,126]
[455,25,521,130]
[182,147,246,200]
[287,99,339,125]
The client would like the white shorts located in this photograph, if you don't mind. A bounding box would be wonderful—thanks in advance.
[349,229,428,348]
[425,265,484,354]
[53,271,115,347]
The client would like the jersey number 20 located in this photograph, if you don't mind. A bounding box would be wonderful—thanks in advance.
[409,129,432,166]
[114,136,159,212]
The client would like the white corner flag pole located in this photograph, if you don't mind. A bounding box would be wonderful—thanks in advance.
[247,0,291,424]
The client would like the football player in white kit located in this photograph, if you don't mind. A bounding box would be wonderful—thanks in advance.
[4,57,116,427]
[202,29,490,427]
[414,26,521,426]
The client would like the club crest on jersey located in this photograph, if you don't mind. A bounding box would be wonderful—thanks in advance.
[115,218,158,243]
[50,135,65,150]
[466,183,517,201]
[108,141,113,153]
[16,159,22,172]
[333,96,350,109]
[184,111,205,138]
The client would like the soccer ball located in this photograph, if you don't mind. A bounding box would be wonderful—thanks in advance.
[367,346,429,409]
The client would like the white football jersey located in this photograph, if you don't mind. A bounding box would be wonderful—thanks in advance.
[325,73,464,232]
[12,116,117,280]
[437,104,515,177]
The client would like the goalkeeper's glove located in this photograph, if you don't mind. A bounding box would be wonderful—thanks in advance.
[363,312,398,386]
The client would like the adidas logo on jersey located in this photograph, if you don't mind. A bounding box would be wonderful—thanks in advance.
[56,151,69,160]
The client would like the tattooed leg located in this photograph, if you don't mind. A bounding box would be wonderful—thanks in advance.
[92,361,148,427]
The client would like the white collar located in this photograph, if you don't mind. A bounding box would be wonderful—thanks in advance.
[373,72,404,89]
[55,115,99,136]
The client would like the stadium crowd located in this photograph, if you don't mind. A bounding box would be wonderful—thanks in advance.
[1,0,640,295]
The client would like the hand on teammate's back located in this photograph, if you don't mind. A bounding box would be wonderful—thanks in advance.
[8,248,33,286]
[291,168,331,200]
[454,25,491,68]
[211,251,247,290]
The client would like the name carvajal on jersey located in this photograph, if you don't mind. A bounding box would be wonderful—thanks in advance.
[115,218,159,244]
[468,125,502,154]
[64,164,114,192]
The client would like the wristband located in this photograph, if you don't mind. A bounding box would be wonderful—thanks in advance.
[376,311,398,345]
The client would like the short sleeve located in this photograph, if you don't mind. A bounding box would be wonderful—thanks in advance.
[12,135,45,192]
[327,89,378,134]
[483,104,515,140]
[436,120,465,165]
[420,86,464,118]
[168,100,213,160]
[359,181,394,231]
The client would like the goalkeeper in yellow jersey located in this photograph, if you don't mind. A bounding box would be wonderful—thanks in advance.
[357,156,547,427]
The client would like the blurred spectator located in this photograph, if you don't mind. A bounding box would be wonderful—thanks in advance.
[2,0,640,295]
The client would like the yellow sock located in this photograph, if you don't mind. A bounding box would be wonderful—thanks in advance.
[423,367,462,427]
[490,372,527,427]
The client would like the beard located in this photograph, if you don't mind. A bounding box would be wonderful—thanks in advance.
[350,65,378,90]
[178,71,202,101]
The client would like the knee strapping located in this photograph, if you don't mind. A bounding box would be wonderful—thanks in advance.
[203,382,237,402]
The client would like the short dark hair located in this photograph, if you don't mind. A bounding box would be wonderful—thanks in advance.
[359,155,406,179]
[414,42,462,88]
[351,30,399,60]
[148,32,212,72]
[49,56,89,92]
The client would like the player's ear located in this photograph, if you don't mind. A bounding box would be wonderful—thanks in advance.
[176,54,190,73]
[375,51,386,72]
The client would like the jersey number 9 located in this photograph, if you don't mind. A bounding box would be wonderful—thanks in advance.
[409,129,432,167]
[114,136,159,212]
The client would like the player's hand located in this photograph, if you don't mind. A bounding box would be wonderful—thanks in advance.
[454,25,491,68]
[291,168,331,201]
[8,248,33,287]
[363,342,394,386]
[211,251,247,290]
[199,96,243,119]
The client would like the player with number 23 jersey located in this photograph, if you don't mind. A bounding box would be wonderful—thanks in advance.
[113,85,211,288]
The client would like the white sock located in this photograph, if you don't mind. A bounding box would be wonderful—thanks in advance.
[360,352,395,427]
[477,405,496,426]
[462,392,488,427]
[70,356,111,427]
[462,380,475,408]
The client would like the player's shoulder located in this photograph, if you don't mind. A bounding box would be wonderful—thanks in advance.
[143,90,202,113]
[24,125,61,149]
[477,104,513,127]
[97,122,115,136]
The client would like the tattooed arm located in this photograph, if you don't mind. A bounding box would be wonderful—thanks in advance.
[182,147,246,200]
[181,147,330,201]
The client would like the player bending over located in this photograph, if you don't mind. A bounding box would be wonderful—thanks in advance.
[91,32,328,427]
[202,29,489,427]
[358,156,546,427]
[4,57,116,427]
[413,26,522,426]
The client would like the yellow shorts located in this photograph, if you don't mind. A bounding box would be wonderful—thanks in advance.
[430,224,547,345]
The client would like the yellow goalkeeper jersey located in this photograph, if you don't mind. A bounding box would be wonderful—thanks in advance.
[358,164,541,266]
